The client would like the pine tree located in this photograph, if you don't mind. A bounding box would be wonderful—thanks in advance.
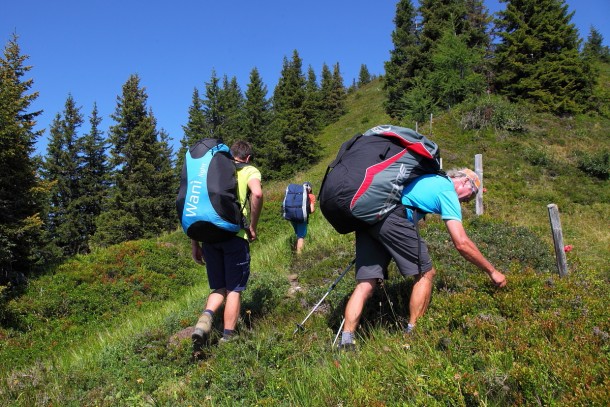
[493,0,593,114]
[383,0,421,119]
[271,50,320,174]
[41,94,84,256]
[329,63,347,121]
[0,34,46,285]
[358,64,372,87]
[93,74,175,246]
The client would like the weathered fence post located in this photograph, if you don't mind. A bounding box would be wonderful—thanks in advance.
[547,204,568,277]
[475,154,483,215]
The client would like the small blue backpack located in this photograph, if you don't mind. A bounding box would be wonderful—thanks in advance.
[282,184,310,223]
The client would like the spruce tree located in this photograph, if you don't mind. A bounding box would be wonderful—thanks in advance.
[243,67,280,177]
[583,26,610,62]
[41,94,84,256]
[383,0,421,119]
[493,0,593,114]
[329,62,347,121]
[218,75,245,147]
[0,34,46,285]
[93,74,175,246]
[178,88,208,174]
[76,103,108,252]
[202,70,223,138]
[319,63,334,125]
[271,50,320,174]
[358,64,372,87]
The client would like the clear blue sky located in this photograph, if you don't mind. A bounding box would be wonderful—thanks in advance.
[2,0,608,156]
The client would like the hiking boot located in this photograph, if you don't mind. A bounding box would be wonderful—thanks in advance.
[218,334,237,344]
[337,342,356,352]
[192,312,213,342]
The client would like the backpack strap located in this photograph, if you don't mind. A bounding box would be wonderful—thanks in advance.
[234,162,252,228]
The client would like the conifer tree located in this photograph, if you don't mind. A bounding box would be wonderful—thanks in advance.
[428,28,486,108]
[202,70,223,138]
[583,26,610,62]
[493,0,593,114]
[93,75,175,246]
[76,103,108,252]
[358,64,372,87]
[41,94,84,256]
[319,63,334,125]
[303,65,322,133]
[243,67,280,176]
[329,62,347,121]
[271,50,320,174]
[383,0,421,119]
[0,34,46,285]
[218,75,245,147]
[178,88,208,175]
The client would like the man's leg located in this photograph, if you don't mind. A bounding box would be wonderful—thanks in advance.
[408,268,436,326]
[222,290,241,331]
[341,279,376,347]
[295,237,305,254]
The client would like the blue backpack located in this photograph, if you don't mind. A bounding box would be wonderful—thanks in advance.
[176,138,246,243]
[282,183,310,222]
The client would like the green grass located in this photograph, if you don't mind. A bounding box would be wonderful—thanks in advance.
[1,78,609,406]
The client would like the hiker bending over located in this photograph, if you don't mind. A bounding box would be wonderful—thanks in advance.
[340,168,506,349]
[291,182,316,255]
[192,140,263,344]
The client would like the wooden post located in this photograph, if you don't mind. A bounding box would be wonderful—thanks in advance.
[547,204,568,277]
[475,154,483,215]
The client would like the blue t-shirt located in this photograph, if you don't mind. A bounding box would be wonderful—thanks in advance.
[401,174,462,223]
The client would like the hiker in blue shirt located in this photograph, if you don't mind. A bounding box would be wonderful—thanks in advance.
[340,168,507,349]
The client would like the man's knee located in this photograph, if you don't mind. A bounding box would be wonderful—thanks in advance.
[418,267,436,281]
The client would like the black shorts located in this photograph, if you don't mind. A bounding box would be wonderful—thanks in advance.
[355,208,433,280]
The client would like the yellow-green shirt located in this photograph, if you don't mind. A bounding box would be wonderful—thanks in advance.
[236,164,261,239]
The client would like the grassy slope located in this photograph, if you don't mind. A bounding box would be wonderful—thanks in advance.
[1,79,608,406]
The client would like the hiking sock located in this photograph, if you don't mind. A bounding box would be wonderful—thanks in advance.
[203,309,214,317]
[222,329,235,339]
[405,323,415,334]
[340,331,354,345]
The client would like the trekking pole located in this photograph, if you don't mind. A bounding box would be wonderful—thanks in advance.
[293,258,356,334]
[332,317,346,347]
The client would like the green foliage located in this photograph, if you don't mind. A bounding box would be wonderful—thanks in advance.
[0,34,46,285]
[1,78,608,406]
[455,94,529,132]
[493,0,594,115]
[0,236,204,371]
[573,149,609,180]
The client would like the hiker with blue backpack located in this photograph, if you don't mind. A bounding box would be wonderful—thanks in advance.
[177,139,263,347]
[282,182,316,255]
[317,125,507,350]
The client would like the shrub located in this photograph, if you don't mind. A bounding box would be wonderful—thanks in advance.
[458,95,529,132]
[573,149,609,180]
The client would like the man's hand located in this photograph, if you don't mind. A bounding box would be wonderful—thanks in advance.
[489,270,507,288]
[191,240,205,265]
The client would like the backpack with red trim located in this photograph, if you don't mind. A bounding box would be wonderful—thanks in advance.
[319,125,442,234]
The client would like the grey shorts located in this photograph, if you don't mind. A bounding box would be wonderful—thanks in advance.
[355,208,433,280]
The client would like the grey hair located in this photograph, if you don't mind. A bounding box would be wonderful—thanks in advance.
[446,168,470,179]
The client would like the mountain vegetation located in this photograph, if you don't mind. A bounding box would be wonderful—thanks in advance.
[1,0,609,404]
